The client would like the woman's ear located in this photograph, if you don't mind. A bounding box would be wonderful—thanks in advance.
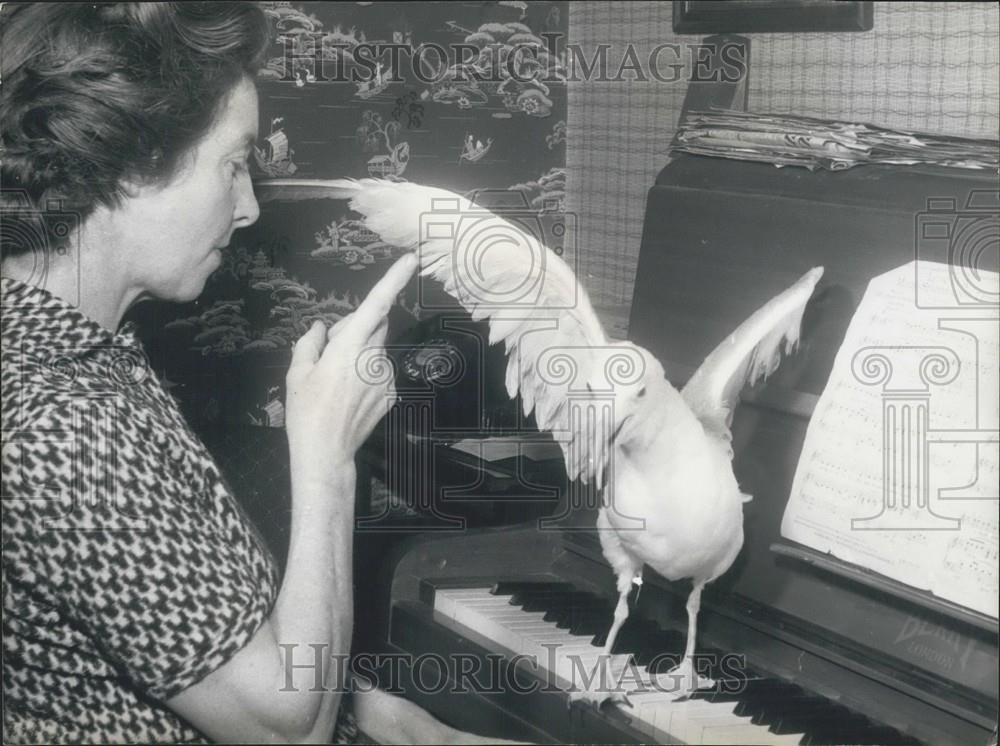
[119,148,171,198]
[118,177,144,200]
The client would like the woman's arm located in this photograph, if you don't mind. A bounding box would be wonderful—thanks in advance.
[352,687,531,746]
[164,468,356,743]
[166,255,418,743]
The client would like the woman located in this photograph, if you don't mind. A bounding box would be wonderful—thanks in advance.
[1,4,519,744]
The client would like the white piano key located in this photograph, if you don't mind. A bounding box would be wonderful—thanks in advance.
[633,703,802,746]
[497,612,549,621]
[459,598,518,609]
[432,593,461,618]
[695,722,791,745]
[435,588,489,598]
[629,697,727,743]
[631,693,751,744]
[538,636,600,653]
[465,604,545,622]
[513,623,565,638]
[628,695,735,739]
[758,734,806,745]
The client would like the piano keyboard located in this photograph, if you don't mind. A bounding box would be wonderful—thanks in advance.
[432,582,919,745]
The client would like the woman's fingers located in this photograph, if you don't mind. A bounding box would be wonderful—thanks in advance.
[327,313,353,343]
[341,254,418,342]
[288,320,326,373]
[326,254,416,347]
[368,317,389,346]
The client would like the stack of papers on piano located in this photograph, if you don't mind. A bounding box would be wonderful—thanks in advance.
[673,110,1000,172]
[782,261,999,619]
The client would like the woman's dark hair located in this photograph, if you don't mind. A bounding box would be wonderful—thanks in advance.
[0,2,271,258]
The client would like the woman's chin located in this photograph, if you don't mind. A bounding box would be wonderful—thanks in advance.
[170,272,214,304]
[176,252,222,301]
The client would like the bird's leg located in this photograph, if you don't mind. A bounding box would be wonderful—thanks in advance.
[567,573,637,710]
[664,581,715,698]
[681,582,702,662]
[600,575,633,658]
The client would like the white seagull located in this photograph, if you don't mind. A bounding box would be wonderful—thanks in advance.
[256,178,824,706]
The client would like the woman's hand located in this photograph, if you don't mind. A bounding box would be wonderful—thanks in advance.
[285,253,418,476]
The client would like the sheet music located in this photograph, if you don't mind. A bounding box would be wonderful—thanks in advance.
[782,261,999,618]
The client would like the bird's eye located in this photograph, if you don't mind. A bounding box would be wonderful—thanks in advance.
[637,386,646,398]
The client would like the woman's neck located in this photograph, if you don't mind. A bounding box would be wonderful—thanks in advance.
[1,221,141,331]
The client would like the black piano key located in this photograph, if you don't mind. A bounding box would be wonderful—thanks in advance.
[773,696,886,746]
[502,588,613,643]
[534,590,600,612]
[727,681,872,745]
[607,619,658,655]
[540,594,608,625]
[684,672,782,712]
[832,712,895,745]
[489,581,522,598]
[633,630,684,667]
[586,609,654,649]
[544,600,606,625]
[769,696,843,735]
[569,610,609,637]
[549,601,583,623]
[645,649,691,676]
[725,677,796,712]
[515,589,577,612]
[749,693,822,728]
[835,721,920,746]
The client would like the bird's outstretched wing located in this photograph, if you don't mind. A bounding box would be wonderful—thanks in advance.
[254,179,364,204]
[256,178,622,486]
[681,267,824,444]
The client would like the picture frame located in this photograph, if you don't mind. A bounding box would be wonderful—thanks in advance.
[672,0,874,34]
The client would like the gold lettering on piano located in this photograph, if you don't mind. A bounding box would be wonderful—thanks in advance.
[894,616,978,672]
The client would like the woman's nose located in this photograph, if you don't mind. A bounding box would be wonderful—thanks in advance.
[234,171,260,228]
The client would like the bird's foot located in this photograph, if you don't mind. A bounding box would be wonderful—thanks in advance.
[656,658,715,700]
[565,654,634,711]
[566,684,633,711]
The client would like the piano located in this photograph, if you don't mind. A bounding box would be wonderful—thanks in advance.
[364,130,1000,742]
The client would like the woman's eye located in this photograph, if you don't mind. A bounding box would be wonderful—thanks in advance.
[230,158,249,178]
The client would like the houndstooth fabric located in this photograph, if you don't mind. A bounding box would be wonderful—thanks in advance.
[1,277,282,743]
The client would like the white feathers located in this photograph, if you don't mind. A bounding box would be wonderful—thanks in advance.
[282,178,622,487]
[681,267,824,441]
[255,178,823,485]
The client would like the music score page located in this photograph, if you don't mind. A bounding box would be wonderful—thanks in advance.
[781,261,999,618]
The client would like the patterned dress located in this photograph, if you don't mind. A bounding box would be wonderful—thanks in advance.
[1,278,362,744]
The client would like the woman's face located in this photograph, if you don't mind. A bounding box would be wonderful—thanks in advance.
[115,76,261,302]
